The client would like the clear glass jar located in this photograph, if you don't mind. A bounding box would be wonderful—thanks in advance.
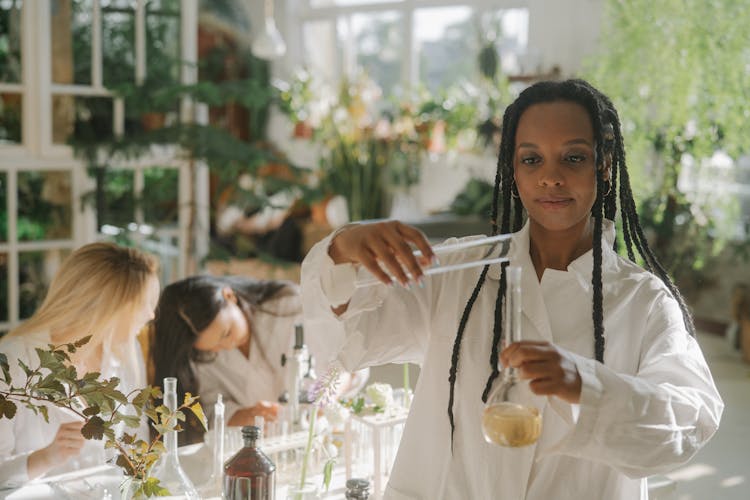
[150,377,200,498]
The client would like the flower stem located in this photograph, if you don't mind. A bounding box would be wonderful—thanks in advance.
[299,407,317,492]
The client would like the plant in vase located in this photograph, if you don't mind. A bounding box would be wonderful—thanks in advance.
[0,337,207,498]
[291,363,343,499]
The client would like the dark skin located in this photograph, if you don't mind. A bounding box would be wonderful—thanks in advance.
[326,102,616,405]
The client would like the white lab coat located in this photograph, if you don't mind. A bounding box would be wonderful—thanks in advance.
[193,291,345,422]
[0,330,147,489]
[300,219,724,500]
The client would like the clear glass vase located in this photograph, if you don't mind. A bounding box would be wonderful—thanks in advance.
[481,266,542,448]
[150,377,200,499]
[285,482,320,500]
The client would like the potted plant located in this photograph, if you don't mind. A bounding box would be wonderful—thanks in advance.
[0,337,207,498]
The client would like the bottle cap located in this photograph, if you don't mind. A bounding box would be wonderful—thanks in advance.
[241,425,261,440]
[346,478,370,491]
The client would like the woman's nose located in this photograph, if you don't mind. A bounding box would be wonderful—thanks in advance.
[539,166,564,187]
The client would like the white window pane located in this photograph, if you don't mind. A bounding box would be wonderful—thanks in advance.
[102,2,136,87]
[0,0,22,83]
[303,20,341,85]
[349,11,402,98]
[52,95,113,144]
[0,92,21,144]
[482,9,529,75]
[51,0,93,85]
[145,0,180,84]
[415,6,474,93]
[17,171,73,241]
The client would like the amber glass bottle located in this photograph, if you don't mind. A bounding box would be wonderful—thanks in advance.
[224,425,276,499]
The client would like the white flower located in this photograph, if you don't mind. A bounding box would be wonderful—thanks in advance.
[324,402,350,428]
[365,383,394,409]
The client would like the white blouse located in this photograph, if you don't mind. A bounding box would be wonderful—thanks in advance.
[300,219,724,500]
[0,330,147,489]
[193,290,345,422]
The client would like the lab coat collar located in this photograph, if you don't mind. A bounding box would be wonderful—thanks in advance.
[487,218,618,288]
[486,218,617,342]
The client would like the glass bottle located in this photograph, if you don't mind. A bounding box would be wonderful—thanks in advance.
[481,266,543,448]
[200,393,225,497]
[150,377,200,499]
[224,425,276,500]
[345,478,370,500]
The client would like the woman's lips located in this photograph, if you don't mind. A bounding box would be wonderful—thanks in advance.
[536,197,574,209]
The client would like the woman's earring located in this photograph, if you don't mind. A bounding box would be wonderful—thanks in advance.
[603,179,612,197]
[511,182,520,199]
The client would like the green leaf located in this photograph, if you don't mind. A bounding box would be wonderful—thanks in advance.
[0,398,17,419]
[82,404,100,417]
[188,403,208,431]
[143,476,170,496]
[116,453,136,476]
[38,405,49,422]
[81,416,106,440]
[74,335,92,348]
[17,359,33,377]
[322,458,335,492]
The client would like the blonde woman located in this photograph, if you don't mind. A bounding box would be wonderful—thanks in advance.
[0,243,160,488]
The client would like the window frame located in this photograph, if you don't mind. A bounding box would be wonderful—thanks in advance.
[0,0,202,332]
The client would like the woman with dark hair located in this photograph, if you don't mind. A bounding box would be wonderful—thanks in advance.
[150,275,348,444]
[300,79,723,499]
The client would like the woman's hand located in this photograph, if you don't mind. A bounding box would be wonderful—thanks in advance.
[228,401,280,426]
[27,421,85,479]
[328,221,435,287]
[500,341,582,404]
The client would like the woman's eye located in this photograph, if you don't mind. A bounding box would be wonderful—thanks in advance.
[566,154,587,163]
[520,156,539,165]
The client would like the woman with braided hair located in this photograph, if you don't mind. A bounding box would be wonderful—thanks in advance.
[300,79,723,499]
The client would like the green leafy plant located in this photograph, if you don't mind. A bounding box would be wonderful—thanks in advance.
[0,337,207,497]
[585,0,750,295]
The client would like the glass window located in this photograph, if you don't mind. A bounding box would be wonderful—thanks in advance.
[51,0,93,85]
[0,0,22,83]
[0,171,6,242]
[415,6,474,93]
[146,0,180,84]
[17,171,73,241]
[99,168,134,229]
[143,167,178,226]
[348,11,402,98]
[102,0,135,87]
[52,95,113,145]
[303,19,341,85]
[0,92,21,144]
[19,249,70,320]
[483,9,530,76]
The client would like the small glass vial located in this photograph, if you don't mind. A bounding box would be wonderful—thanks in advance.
[345,478,370,500]
[224,425,276,500]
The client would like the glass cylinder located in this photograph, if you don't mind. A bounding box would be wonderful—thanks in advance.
[224,425,276,500]
[481,266,543,447]
[150,377,200,498]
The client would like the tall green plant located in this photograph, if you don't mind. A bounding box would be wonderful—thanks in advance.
[584,0,750,291]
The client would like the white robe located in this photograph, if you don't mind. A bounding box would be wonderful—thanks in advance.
[193,291,345,422]
[300,219,724,500]
[0,331,147,489]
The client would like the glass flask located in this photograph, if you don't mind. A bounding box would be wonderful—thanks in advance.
[355,233,512,288]
[224,425,276,500]
[481,266,543,448]
[150,377,200,499]
[199,393,225,497]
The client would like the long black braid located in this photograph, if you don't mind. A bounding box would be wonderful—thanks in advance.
[446,79,696,450]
